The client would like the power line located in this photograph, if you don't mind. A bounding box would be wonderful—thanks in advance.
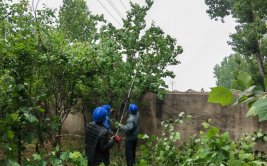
[120,0,128,11]
[107,0,125,19]
[97,0,122,27]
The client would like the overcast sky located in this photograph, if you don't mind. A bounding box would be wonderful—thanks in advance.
[35,0,237,92]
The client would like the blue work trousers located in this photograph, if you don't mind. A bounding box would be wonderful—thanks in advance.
[125,138,137,166]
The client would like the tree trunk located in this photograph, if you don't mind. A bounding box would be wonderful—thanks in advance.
[256,56,266,78]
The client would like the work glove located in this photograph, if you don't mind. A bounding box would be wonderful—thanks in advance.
[114,136,121,143]
[110,132,114,136]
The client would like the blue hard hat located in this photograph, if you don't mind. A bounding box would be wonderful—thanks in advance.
[129,104,138,115]
[102,105,111,112]
[93,107,106,122]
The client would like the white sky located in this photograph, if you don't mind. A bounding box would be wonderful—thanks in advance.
[35,0,237,92]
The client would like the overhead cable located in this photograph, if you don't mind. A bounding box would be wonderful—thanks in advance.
[120,0,128,11]
[107,0,125,19]
[97,0,122,27]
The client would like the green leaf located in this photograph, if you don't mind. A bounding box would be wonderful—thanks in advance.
[32,154,41,161]
[200,131,204,134]
[23,132,34,144]
[186,115,192,119]
[221,145,230,151]
[208,87,234,107]
[50,156,61,166]
[150,135,156,141]
[7,130,14,139]
[38,108,45,112]
[140,145,146,150]
[207,127,219,138]
[39,159,47,166]
[179,120,183,124]
[201,136,209,144]
[236,72,253,89]
[217,150,229,161]
[11,162,20,166]
[55,146,60,152]
[246,106,258,117]
[208,119,211,123]
[16,84,25,91]
[226,158,241,166]
[60,151,69,161]
[51,123,60,131]
[73,152,79,158]
[202,122,209,128]
[252,97,267,121]
[140,161,147,166]
[11,114,18,121]
[24,113,36,123]
[179,112,185,117]
[99,163,105,166]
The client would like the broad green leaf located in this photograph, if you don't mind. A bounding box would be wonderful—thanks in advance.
[32,154,41,161]
[24,113,36,123]
[55,146,60,152]
[217,150,229,161]
[246,106,258,117]
[207,127,219,138]
[60,151,69,161]
[150,135,156,141]
[7,130,14,139]
[99,163,105,166]
[11,114,18,120]
[140,145,146,150]
[11,162,20,166]
[226,158,241,166]
[38,108,45,112]
[236,72,253,89]
[39,159,47,166]
[201,136,209,144]
[51,123,60,131]
[200,131,204,134]
[179,120,183,124]
[50,156,61,166]
[202,122,209,128]
[251,161,267,165]
[16,84,25,91]
[23,132,34,144]
[179,112,185,117]
[221,145,230,151]
[252,97,267,121]
[73,152,79,158]
[175,132,180,140]
[208,87,234,107]
[208,119,211,123]
[186,115,192,119]
[140,161,147,166]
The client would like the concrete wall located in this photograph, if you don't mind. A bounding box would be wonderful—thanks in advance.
[62,92,267,152]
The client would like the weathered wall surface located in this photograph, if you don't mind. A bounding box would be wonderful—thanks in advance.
[62,92,267,152]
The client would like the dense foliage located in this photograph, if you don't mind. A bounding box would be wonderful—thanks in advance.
[206,0,267,90]
[138,115,267,166]
[0,0,183,165]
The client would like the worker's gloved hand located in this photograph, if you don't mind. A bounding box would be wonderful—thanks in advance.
[126,97,130,101]
[114,136,121,143]
[110,132,114,136]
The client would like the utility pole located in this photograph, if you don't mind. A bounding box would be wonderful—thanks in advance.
[170,81,176,92]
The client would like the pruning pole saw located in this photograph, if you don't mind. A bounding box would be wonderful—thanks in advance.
[111,69,137,141]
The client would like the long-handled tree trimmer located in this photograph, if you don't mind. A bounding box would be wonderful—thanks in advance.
[112,70,137,141]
